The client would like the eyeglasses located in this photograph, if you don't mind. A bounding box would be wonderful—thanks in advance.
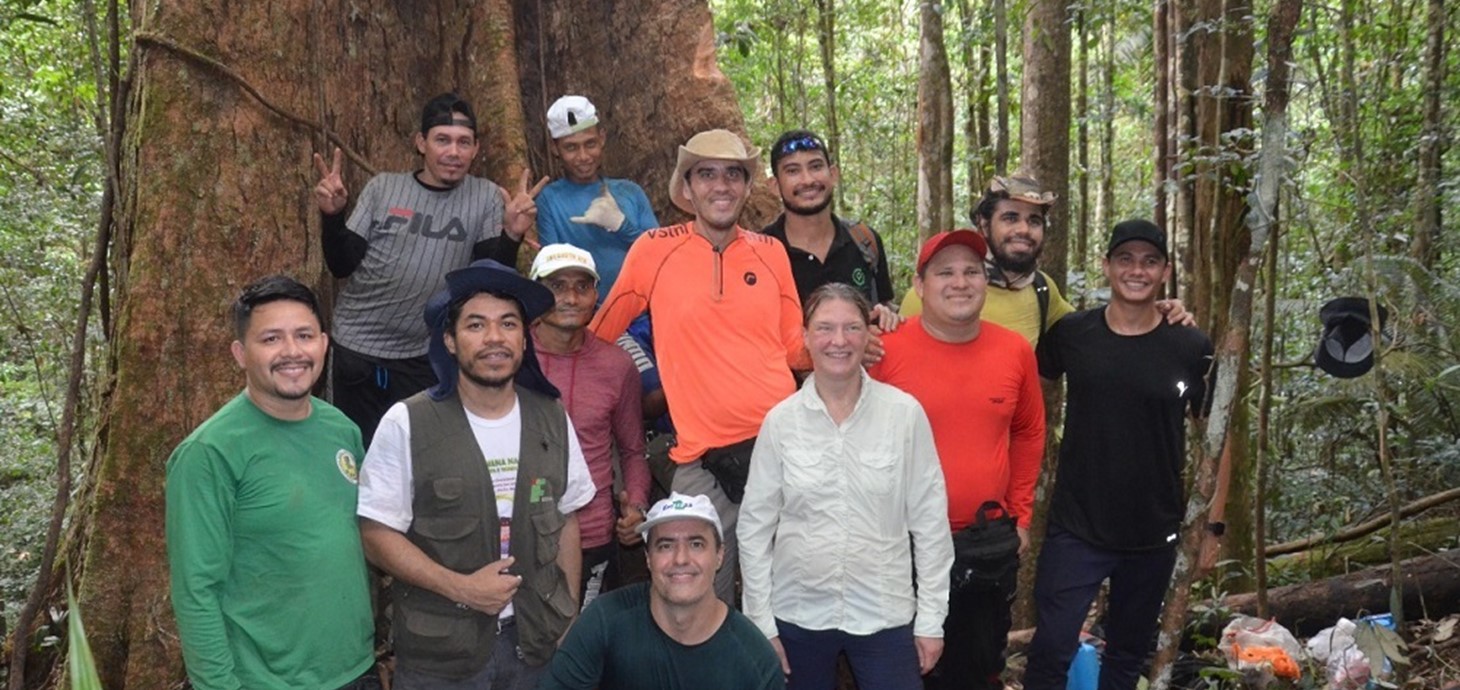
[544,279,597,296]
[775,135,826,156]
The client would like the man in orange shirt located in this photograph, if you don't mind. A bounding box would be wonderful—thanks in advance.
[869,230,1044,690]
[590,129,807,605]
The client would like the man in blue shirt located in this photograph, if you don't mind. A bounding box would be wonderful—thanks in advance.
[535,95,659,301]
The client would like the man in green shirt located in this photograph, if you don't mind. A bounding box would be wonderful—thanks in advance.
[165,275,375,690]
[539,493,785,690]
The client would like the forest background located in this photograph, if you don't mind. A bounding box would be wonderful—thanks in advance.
[0,0,1456,686]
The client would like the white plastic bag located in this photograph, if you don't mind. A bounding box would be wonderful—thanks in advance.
[1306,618,1371,689]
[1219,615,1303,680]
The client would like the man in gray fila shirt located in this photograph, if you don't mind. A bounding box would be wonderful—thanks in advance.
[313,92,549,443]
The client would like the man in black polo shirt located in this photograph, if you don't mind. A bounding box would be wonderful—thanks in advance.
[1024,219,1214,690]
[760,129,898,330]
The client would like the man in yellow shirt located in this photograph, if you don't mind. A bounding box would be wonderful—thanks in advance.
[900,175,1073,345]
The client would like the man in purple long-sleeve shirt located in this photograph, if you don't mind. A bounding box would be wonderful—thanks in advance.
[531,244,650,604]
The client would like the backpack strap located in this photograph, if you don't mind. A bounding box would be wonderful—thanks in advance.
[846,220,880,304]
[1033,271,1051,337]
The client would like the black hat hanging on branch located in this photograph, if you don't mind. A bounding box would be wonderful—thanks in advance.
[1314,297,1389,379]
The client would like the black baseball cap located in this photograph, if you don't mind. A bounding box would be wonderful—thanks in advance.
[1106,219,1168,258]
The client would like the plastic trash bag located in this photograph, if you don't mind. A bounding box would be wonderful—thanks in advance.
[1219,615,1303,680]
[1306,618,1373,689]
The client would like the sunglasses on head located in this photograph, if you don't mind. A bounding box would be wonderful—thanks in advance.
[776,135,826,156]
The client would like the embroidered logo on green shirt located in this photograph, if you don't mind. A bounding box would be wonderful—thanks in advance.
[336,449,358,484]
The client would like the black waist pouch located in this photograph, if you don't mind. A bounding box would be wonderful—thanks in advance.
[951,501,1020,585]
[701,437,757,504]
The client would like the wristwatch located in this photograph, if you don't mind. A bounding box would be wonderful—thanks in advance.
[1205,521,1226,537]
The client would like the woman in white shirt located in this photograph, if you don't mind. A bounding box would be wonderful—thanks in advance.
[738,283,954,689]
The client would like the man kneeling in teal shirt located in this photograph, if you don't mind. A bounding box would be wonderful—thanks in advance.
[165,275,376,690]
[539,493,785,690]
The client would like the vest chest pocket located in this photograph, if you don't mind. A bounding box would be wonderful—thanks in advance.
[529,507,565,569]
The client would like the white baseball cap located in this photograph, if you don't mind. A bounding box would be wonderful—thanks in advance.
[636,492,724,540]
[530,244,599,282]
[547,96,600,139]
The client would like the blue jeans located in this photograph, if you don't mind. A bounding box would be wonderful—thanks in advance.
[778,620,922,690]
[1023,527,1178,690]
[392,619,546,690]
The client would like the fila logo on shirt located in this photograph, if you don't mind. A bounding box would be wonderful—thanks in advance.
[374,208,469,241]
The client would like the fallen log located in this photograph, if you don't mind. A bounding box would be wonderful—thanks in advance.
[1216,551,1460,637]
[1007,551,1460,653]
[1264,517,1459,582]
[1266,487,1460,556]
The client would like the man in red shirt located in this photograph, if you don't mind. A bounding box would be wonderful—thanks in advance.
[869,229,1044,690]
[531,243,650,604]
[590,129,807,605]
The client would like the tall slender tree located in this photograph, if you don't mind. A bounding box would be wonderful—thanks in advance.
[1410,0,1446,268]
[1149,0,1303,683]
[917,0,955,238]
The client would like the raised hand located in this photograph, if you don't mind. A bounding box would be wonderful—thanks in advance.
[502,169,550,241]
[312,147,348,215]
[570,183,627,232]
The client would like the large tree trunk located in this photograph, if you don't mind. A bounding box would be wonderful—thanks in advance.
[18,2,761,688]
[1012,0,1073,631]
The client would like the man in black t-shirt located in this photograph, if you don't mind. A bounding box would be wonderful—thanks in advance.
[760,129,898,331]
[1025,219,1213,690]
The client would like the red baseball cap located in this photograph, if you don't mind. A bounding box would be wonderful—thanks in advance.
[917,229,990,274]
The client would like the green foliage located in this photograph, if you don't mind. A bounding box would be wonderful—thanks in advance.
[0,0,113,633]
[65,580,103,690]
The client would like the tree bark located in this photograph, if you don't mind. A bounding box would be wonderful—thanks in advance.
[17,2,765,687]
[1020,0,1071,282]
[814,0,840,172]
[994,0,1010,173]
[1075,8,1090,275]
[1148,0,1302,684]
[1154,0,1172,227]
[1011,0,1072,630]
[916,0,955,239]
[1410,0,1446,268]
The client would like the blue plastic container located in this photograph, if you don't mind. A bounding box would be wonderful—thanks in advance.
[1066,641,1099,690]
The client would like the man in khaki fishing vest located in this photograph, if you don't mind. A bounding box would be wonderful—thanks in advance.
[356,259,596,689]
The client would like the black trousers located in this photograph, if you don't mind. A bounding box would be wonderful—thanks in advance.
[330,343,435,446]
[924,549,1018,690]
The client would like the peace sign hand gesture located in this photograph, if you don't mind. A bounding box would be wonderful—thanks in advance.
[313,147,349,215]
[502,169,550,241]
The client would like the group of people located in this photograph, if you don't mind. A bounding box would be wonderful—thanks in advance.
[163,91,1216,690]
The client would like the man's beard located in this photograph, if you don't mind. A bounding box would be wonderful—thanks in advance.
[785,193,832,217]
[459,363,515,390]
[991,241,1040,276]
